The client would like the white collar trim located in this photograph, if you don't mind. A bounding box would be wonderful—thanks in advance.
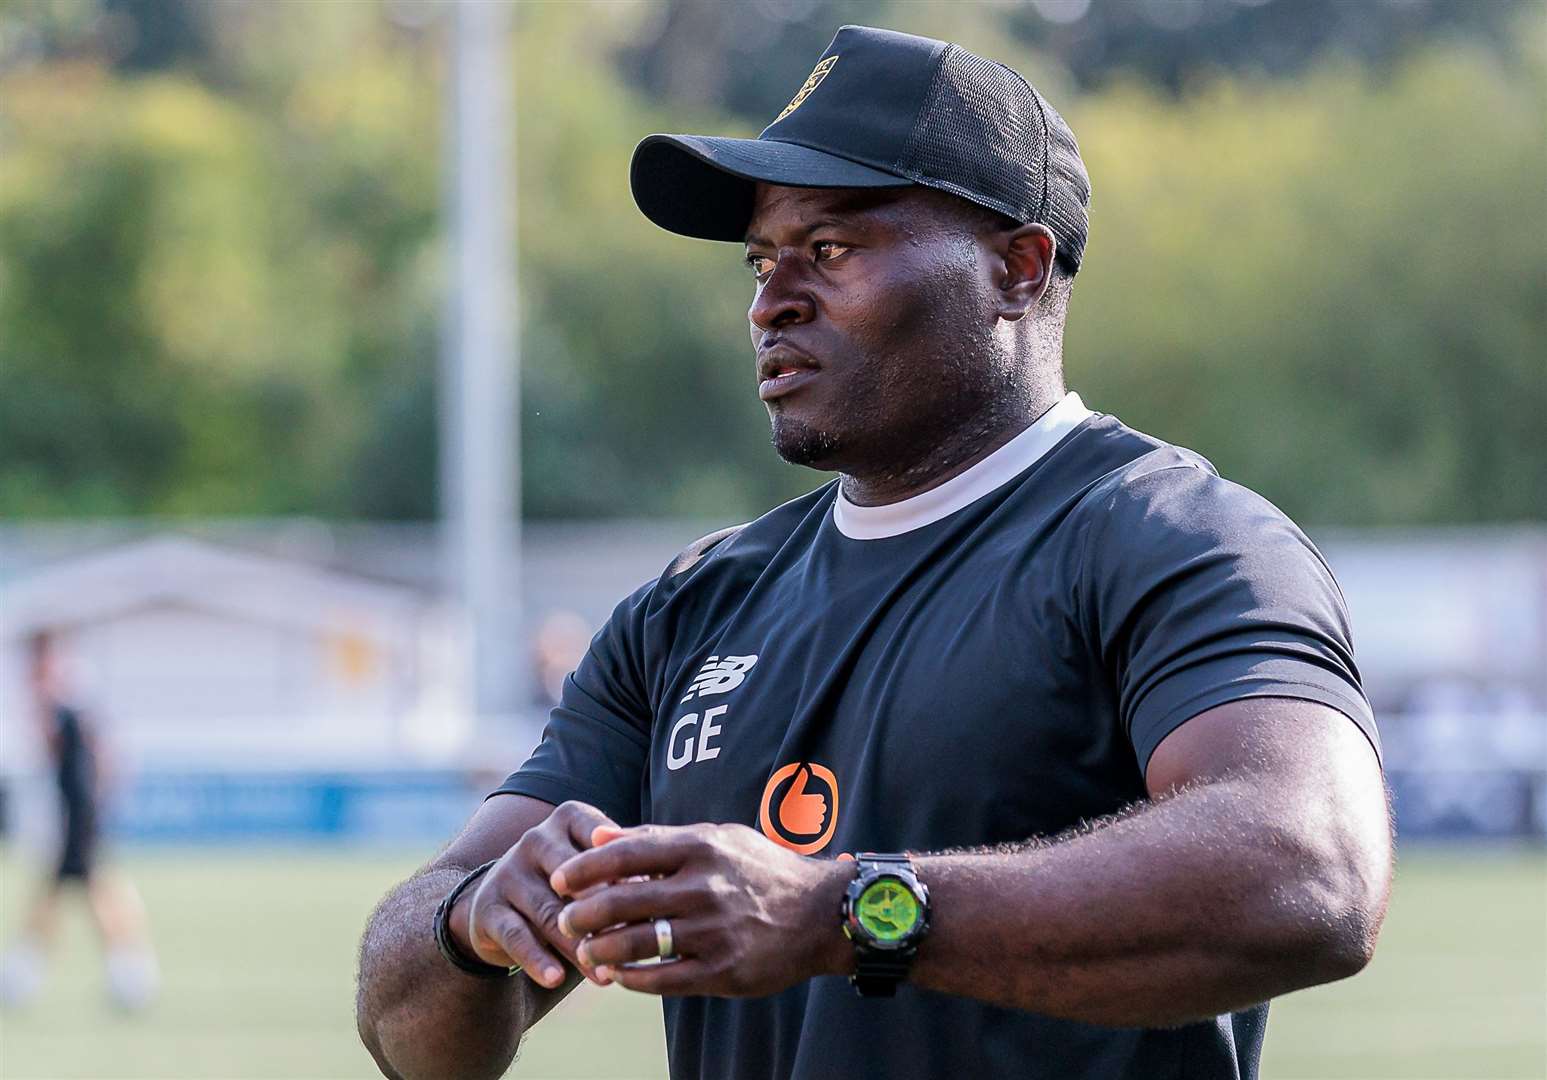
[831,392,1093,540]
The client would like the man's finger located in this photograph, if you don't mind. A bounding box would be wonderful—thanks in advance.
[576,915,711,970]
[554,801,618,850]
[492,862,574,956]
[559,877,686,938]
[550,828,696,896]
[590,823,626,846]
[510,802,615,889]
[518,828,587,878]
[576,922,659,969]
[602,957,717,997]
[467,893,566,989]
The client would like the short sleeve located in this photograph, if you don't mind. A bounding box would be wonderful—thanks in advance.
[488,582,655,826]
[1082,461,1380,774]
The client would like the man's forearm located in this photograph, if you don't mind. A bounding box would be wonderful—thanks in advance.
[357,867,540,1080]
[807,777,1384,1026]
[918,776,1383,1025]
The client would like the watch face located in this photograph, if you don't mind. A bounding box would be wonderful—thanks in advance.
[855,877,921,943]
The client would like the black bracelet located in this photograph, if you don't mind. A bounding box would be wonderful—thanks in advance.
[433,859,519,980]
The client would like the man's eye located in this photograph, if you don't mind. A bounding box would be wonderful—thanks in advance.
[814,241,851,261]
[746,254,774,278]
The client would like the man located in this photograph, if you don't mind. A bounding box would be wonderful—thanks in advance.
[357,25,1391,1080]
[0,631,158,1011]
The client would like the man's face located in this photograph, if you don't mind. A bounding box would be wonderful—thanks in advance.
[743,183,1010,476]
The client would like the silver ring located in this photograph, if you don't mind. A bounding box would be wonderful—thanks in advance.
[654,917,675,960]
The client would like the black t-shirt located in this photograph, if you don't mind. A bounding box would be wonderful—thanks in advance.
[495,397,1378,1080]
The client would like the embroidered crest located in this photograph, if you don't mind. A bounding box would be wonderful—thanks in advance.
[774,55,838,123]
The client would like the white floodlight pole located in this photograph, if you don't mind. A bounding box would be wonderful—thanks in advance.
[444,0,523,730]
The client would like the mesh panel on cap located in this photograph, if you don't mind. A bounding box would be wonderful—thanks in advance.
[896,45,1089,273]
[1039,104,1091,273]
[897,47,1048,222]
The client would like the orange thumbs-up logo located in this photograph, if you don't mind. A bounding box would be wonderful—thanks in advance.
[759,761,839,855]
[779,765,828,835]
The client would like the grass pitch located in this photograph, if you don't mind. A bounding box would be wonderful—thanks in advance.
[0,846,1542,1079]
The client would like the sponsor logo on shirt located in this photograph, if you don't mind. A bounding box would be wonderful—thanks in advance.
[680,654,758,703]
[666,653,760,772]
[759,761,839,855]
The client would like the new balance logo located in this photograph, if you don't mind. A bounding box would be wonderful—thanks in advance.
[681,654,758,703]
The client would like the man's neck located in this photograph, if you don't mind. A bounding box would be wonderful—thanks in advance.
[838,390,1064,508]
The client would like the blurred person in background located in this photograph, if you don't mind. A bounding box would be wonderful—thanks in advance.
[530,611,594,710]
[0,631,159,1011]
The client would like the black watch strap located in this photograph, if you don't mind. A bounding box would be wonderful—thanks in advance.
[433,859,520,980]
[852,950,914,997]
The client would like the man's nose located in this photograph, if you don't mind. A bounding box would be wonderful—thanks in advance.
[748,255,815,332]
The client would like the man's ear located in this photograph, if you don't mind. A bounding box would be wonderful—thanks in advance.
[995,224,1056,322]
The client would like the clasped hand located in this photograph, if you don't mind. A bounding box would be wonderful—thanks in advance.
[457,801,849,998]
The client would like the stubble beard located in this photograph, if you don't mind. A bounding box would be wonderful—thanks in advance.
[766,355,1022,485]
[770,415,843,468]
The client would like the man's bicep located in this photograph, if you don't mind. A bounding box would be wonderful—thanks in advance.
[1145,697,1385,809]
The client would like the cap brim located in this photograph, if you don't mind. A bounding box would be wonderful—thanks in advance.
[630,134,912,242]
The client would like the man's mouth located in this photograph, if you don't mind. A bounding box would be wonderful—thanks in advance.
[756,341,821,401]
[759,366,820,401]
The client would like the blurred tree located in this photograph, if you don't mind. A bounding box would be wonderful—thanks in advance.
[1003,0,1530,93]
[0,12,441,517]
[616,0,893,123]
[101,0,211,74]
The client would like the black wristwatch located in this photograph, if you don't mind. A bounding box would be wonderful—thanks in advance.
[840,852,931,997]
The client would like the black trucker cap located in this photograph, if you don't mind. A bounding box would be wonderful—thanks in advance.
[630,25,1092,274]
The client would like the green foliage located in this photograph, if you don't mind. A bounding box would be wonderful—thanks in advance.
[0,2,1541,524]
[0,20,442,518]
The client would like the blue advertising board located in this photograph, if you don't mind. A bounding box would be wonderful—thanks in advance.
[112,770,487,844]
[4,767,1540,845]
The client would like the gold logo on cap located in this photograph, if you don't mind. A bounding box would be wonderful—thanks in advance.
[774,55,838,123]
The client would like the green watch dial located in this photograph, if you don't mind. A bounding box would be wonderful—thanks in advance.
[855,877,921,942]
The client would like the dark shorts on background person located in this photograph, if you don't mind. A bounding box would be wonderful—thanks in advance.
[55,797,98,882]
